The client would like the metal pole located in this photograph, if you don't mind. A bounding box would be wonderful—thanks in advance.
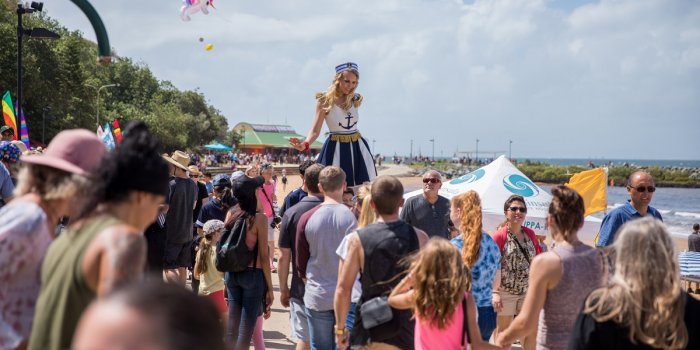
[410,139,413,160]
[16,5,23,140]
[432,140,434,161]
[96,89,100,127]
[476,138,479,164]
[509,140,512,160]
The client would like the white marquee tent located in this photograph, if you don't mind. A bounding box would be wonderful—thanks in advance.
[404,156,602,240]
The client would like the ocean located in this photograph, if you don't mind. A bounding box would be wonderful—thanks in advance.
[521,158,700,169]
[589,186,700,240]
[400,156,700,169]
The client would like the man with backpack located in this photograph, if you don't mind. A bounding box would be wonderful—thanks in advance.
[334,176,429,350]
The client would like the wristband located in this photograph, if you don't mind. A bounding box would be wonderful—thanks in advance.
[334,327,346,335]
[302,141,310,152]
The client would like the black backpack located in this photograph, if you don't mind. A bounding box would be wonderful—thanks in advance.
[215,216,258,272]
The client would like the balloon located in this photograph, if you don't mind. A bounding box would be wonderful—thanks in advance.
[205,43,214,51]
[180,0,212,22]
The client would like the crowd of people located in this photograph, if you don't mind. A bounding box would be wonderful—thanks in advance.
[0,126,698,349]
[0,61,698,350]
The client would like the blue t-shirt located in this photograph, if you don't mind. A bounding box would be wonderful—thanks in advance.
[451,233,501,307]
[196,198,226,228]
[596,201,663,247]
[279,187,307,218]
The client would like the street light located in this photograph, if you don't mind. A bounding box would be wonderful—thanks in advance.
[372,139,376,155]
[429,138,435,161]
[16,2,60,120]
[509,140,513,160]
[475,138,479,164]
[84,83,119,128]
[409,139,413,161]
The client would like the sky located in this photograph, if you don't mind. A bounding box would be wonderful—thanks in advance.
[44,0,700,160]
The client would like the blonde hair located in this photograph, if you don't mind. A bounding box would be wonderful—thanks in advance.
[356,184,375,229]
[452,191,483,268]
[14,164,91,201]
[316,70,360,114]
[410,238,470,330]
[584,218,687,349]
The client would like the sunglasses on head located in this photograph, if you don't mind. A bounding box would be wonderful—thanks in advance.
[629,185,656,193]
[508,206,527,213]
[423,178,440,184]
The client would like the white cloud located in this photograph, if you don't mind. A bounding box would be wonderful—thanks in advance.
[45,0,700,159]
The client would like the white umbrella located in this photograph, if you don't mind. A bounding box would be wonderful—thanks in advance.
[404,155,601,240]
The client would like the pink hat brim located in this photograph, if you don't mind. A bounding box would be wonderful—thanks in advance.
[22,154,92,177]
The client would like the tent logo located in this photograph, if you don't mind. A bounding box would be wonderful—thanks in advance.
[503,174,539,197]
[449,169,485,185]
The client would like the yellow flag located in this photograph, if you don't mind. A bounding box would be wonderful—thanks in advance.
[566,168,607,216]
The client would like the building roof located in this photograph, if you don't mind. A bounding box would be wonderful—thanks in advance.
[233,122,324,149]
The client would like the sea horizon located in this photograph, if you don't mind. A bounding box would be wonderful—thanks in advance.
[392,155,700,169]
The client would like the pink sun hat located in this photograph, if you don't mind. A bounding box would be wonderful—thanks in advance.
[22,129,107,176]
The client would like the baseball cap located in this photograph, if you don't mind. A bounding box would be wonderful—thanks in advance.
[212,174,232,188]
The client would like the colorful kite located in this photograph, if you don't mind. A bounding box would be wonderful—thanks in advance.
[180,0,213,21]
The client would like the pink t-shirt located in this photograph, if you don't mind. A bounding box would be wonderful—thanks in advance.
[258,180,275,218]
[414,293,470,350]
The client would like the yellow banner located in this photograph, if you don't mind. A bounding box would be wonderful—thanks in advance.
[566,167,607,217]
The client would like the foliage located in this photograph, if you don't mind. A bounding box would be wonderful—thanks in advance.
[0,4,232,151]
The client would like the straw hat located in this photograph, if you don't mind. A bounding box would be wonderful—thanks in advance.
[188,165,203,176]
[163,150,190,171]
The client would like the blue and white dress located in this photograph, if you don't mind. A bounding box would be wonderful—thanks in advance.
[317,94,377,187]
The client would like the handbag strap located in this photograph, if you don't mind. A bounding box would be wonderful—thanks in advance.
[508,228,532,265]
[260,186,275,210]
[461,294,471,347]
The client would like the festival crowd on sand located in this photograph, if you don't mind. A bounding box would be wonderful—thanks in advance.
[1,62,699,350]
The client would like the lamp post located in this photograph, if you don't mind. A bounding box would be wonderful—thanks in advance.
[429,138,435,161]
[509,139,513,160]
[475,138,479,164]
[16,2,59,122]
[84,83,119,128]
[410,139,413,161]
[372,139,376,155]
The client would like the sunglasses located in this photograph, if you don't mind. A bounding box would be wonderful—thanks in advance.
[423,178,441,184]
[508,206,527,213]
[629,186,656,193]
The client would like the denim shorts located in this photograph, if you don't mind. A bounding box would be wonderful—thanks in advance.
[289,298,309,341]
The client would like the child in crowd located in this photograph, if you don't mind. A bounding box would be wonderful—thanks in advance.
[194,219,227,329]
[388,238,503,350]
[342,188,355,208]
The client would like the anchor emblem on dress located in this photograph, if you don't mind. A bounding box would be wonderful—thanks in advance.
[339,112,357,130]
